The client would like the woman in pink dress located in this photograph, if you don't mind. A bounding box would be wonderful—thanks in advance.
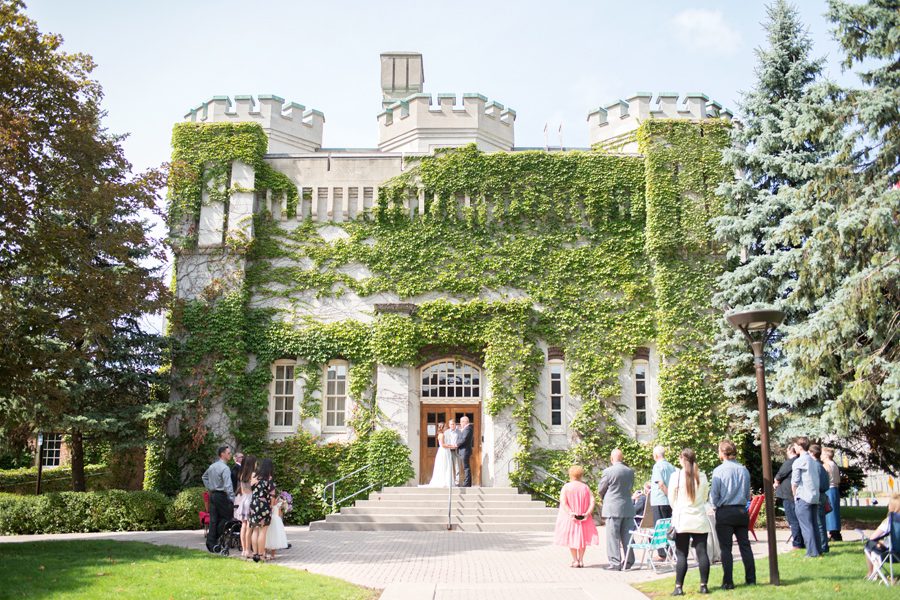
[554,465,599,567]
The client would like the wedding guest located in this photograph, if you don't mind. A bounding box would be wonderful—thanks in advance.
[235,455,256,559]
[791,437,822,557]
[774,446,803,549]
[864,493,900,578]
[809,444,830,554]
[650,445,676,559]
[266,490,289,560]
[201,445,234,553]
[821,447,842,541]
[710,440,755,590]
[249,458,277,562]
[632,482,652,529]
[598,449,636,570]
[554,465,599,568]
[230,452,243,493]
[668,448,710,596]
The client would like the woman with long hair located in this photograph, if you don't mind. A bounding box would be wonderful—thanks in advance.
[667,448,710,596]
[235,455,256,559]
[425,422,454,488]
[249,458,277,562]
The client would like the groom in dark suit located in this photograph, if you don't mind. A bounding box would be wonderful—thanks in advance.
[456,416,474,487]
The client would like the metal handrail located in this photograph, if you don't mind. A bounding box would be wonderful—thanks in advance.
[507,457,566,505]
[322,463,382,513]
[447,478,453,530]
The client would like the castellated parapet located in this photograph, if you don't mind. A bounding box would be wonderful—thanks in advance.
[587,92,733,152]
[184,95,325,153]
[377,92,516,153]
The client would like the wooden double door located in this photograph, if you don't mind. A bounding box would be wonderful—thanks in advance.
[419,404,481,486]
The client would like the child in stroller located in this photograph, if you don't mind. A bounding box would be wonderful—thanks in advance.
[213,518,243,556]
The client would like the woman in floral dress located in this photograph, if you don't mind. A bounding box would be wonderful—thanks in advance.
[249,458,276,562]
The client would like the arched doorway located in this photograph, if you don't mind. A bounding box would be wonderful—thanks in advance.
[419,358,482,485]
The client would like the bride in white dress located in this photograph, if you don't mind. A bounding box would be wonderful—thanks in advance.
[426,423,455,488]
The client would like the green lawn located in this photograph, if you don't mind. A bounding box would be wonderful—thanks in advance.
[840,505,887,527]
[0,540,378,600]
[635,542,895,599]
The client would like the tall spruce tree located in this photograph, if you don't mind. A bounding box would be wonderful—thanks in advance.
[712,0,827,439]
[769,0,899,470]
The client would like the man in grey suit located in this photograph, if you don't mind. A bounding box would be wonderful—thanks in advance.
[597,448,635,570]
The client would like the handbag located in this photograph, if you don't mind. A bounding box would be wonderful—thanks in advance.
[824,497,833,515]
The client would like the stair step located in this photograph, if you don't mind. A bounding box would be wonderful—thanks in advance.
[312,486,560,532]
[355,499,542,508]
[326,514,556,524]
[343,507,558,516]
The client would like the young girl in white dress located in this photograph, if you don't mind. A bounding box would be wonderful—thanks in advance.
[265,494,289,560]
[425,422,455,488]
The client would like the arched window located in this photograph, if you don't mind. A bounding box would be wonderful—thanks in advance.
[420,359,481,402]
[270,360,297,432]
[323,360,349,431]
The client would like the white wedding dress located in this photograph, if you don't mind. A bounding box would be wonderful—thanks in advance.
[426,434,455,488]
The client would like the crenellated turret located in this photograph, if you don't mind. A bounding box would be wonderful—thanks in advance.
[185,95,325,153]
[587,92,733,152]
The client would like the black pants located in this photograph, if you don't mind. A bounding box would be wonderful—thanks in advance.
[652,504,673,557]
[459,449,472,487]
[715,505,756,585]
[206,491,231,551]
[674,532,709,587]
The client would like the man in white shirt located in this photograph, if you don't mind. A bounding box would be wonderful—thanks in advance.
[445,420,461,486]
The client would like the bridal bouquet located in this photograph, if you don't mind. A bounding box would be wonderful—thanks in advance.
[279,491,293,514]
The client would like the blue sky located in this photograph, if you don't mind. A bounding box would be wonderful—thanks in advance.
[27,0,855,171]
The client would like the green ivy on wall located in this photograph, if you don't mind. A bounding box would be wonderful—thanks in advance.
[156,119,734,491]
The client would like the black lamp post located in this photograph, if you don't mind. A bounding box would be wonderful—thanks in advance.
[726,308,784,587]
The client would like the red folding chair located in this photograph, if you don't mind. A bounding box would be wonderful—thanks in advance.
[198,491,210,533]
[747,494,765,541]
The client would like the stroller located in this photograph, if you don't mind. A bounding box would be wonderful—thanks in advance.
[213,518,243,556]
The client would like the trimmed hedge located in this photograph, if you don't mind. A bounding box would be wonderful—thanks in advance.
[166,487,207,530]
[0,464,111,495]
[0,490,170,535]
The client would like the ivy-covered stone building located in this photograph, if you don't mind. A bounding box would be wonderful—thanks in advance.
[163,53,735,488]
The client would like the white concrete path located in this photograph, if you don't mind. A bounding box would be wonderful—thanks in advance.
[0,526,792,599]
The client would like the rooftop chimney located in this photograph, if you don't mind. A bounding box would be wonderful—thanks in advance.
[381,52,424,103]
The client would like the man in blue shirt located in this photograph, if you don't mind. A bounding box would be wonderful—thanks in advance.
[791,436,822,558]
[710,440,756,589]
[650,445,676,559]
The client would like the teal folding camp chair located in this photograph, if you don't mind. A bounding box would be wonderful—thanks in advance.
[866,513,899,586]
[626,517,674,572]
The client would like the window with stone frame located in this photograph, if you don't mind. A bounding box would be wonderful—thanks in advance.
[634,360,649,427]
[42,433,63,468]
[324,360,349,431]
[549,360,565,429]
[270,360,297,431]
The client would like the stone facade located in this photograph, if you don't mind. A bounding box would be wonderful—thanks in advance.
[174,53,733,486]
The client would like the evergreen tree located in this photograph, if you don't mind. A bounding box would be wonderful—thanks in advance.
[712,0,827,438]
[769,0,899,470]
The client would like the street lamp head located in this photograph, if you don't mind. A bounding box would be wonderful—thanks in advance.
[726,309,784,333]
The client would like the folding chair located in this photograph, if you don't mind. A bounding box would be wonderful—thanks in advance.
[626,518,674,572]
[198,491,211,534]
[747,494,765,541]
[866,513,899,586]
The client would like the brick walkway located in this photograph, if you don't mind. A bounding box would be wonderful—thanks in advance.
[0,527,791,599]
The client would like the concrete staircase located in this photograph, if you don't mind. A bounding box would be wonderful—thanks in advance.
[309,486,558,532]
